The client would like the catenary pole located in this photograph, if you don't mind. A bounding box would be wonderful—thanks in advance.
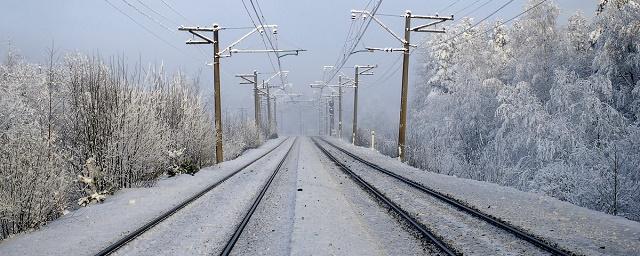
[179,24,304,163]
[212,25,223,163]
[398,11,411,162]
[338,75,343,139]
[352,67,359,144]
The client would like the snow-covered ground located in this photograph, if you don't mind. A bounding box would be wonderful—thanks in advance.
[318,139,549,255]
[112,138,296,255]
[0,137,433,255]
[286,138,431,255]
[0,138,288,256]
[231,137,432,255]
[3,136,637,256]
[325,137,640,256]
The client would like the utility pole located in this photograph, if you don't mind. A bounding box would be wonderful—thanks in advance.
[322,94,339,137]
[325,75,353,139]
[318,97,322,136]
[352,65,376,145]
[236,71,261,139]
[328,98,334,136]
[351,10,453,161]
[265,81,272,137]
[338,75,343,139]
[273,95,277,134]
[272,92,302,136]
[179,24,303,164]
[261,71,289,136]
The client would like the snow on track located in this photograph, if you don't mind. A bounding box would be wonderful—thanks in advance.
[111,139,296,255]
[229,138,300,255]
[317,139,549,255]
[287,138,432,255]
[0,138,288,256]
[324,137,640,256]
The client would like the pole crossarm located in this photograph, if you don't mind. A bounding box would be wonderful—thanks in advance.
[179,26,216,44]
[235,74,256,84]
[366,47,408,53]
[411,16,453,33]
[265,71,289,84]
[355,65,377,75]
[279,51,304,58]
[218,25,278,56]
[230,49,306,54]
[352,10,405,44]
[273,93,303,98]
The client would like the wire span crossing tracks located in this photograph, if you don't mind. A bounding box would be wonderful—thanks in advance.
[220,137,297,255]
[95,138,291,256]
[317,137,572,256]
[311,137,458,256]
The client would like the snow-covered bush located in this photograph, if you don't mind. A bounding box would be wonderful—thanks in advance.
[0,50,263,239]
[223,112,262,160]
[0,48,71,239]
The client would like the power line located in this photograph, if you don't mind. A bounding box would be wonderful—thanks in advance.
[430,0,516,49]
[249,0,287,86]
[452,0,483,16]
[469,0,549,41]
[118,0,210,61]
[104,0,194,58]
[439,0,461,13]
[240,0,280,80]
[327,0,384,83]
[135,0,180,26]
[120,0,175,32]
[427,0,548,51]
[372,54,402,86]
[159,0,193,24]
[460,0,496,18]
[331,0,375,70]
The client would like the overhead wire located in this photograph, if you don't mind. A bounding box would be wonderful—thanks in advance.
[452,0,484,16]
[439,0,461,13]
[134,0,180,26]
[427,0,516,50]
[117,0,210,62]
[326,0,383,83]
[250,0,287,86]
[159,0,193,24]
[331,0,374,70]
[240,0,280,84]
[120,0,175,32]
[426,0,548,52]
[468,0,548,41]
[103,0,196,59]
[460,0,496,18]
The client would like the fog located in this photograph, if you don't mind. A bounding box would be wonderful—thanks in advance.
[0,0,596,136]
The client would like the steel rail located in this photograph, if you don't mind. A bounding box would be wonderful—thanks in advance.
[95,138,291,256]
[311,138,458,256]
[318,137,572,256]
[220,137,297,255]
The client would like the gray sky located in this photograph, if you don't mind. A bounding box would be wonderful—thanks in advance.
[1,0,598,134]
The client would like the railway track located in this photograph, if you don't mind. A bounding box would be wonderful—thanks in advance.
[312,138,457,256]
[313,137,573,256]
[95,138,292,256]
[220,137,297,255]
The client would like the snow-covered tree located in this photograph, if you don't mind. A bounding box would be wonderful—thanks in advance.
[404,0,640,220]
